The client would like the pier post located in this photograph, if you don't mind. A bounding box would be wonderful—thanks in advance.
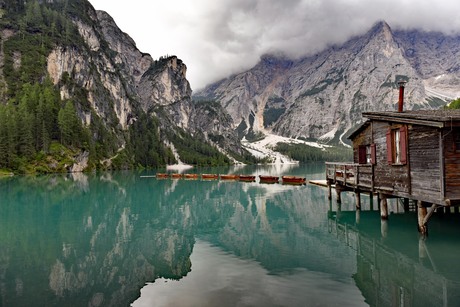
[380,194,388,220]
[355,192,361,210]
[335,185,343,204]
[327,180,332,200]
[417,201,428,235]
[369,193,374,211]
[403,198,409,212]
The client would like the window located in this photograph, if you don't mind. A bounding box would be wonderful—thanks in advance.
[386,126,407,165]
[394,129,401,163]
[358,144,376,164]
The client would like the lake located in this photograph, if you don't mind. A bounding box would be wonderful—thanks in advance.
[1,163,460,306]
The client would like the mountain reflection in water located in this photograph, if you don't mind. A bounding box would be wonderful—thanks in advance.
[132,240,365,307]
[0,164,460,306]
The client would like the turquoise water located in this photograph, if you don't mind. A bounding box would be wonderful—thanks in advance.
[1,163,460,306]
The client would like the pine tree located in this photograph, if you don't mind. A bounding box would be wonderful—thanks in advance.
[0,107,8,168]
[5,105,18,168]
[58,100,81,146]
[17,100,35,157]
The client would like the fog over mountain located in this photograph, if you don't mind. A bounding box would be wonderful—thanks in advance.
[89,0,460,90]
[195,21,460,146]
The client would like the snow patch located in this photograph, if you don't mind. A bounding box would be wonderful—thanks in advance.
[242,133,328,164]
[318,127,338,142]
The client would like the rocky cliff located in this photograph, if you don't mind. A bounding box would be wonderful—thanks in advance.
[48,8,238,154]
[0,0,242,171]
[195,21,460,145]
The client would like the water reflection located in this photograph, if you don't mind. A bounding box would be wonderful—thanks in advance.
[1,163,460,306]
[328,199,460,307]
[133,240,366,307]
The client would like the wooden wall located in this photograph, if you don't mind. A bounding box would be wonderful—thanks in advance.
[372,122,410,196]
[444,128,460,200]
[408,125,441,203]
[352,125,372,163]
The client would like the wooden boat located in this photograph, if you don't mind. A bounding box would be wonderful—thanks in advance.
[220,174,239,180]
[238,175,256,182]
[184,173,199,180]
[201,174,219,180]
[171,173,183,179]
[259,175,279,184]
[281,175,306,185]
[156,173,169,179]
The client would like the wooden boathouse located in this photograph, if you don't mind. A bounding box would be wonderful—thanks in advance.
[326,86,460,234]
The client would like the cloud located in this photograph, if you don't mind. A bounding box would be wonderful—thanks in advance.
[89,0,460,90]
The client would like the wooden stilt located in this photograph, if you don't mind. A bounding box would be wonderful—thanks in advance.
[403,198,409,212]
[327,180,332,200]
[417,201,428,235]
[335,185,342,204]
[369,193,374,211]
[355,192,361,210]
[380,194,388,220]
[455,206,459,214]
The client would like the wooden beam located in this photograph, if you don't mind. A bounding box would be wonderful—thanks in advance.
[423,204,440,225]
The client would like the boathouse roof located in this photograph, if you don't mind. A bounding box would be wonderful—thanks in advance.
[349,110,460,139]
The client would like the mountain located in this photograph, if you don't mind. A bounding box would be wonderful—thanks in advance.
[195,21,460,145]
[0,0,244,173]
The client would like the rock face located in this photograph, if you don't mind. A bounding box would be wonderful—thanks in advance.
[195,21,460,145]
[42,5,241,160]
[45,10,191,131]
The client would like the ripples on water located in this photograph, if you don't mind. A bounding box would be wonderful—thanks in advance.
[0,163,460,306]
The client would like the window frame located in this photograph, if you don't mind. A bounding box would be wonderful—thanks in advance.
[358,144,376,165]
[386,125,407,165]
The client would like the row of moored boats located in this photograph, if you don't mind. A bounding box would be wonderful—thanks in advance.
[155,173,306,185]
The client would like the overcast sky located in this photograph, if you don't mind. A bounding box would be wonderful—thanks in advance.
[88,0,460,91]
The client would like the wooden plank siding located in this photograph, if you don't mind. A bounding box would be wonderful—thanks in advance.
[408,125,442,204]
[444,128,460,200]
[372,121,410,196]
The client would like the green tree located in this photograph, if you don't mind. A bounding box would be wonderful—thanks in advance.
[0,106,8,168]
[5,105,18,168]
[17,100,35,157]
[58,101,80,146]
[446,98,460,109]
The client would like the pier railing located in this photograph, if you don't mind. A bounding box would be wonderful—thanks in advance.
[325,162,374,190]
